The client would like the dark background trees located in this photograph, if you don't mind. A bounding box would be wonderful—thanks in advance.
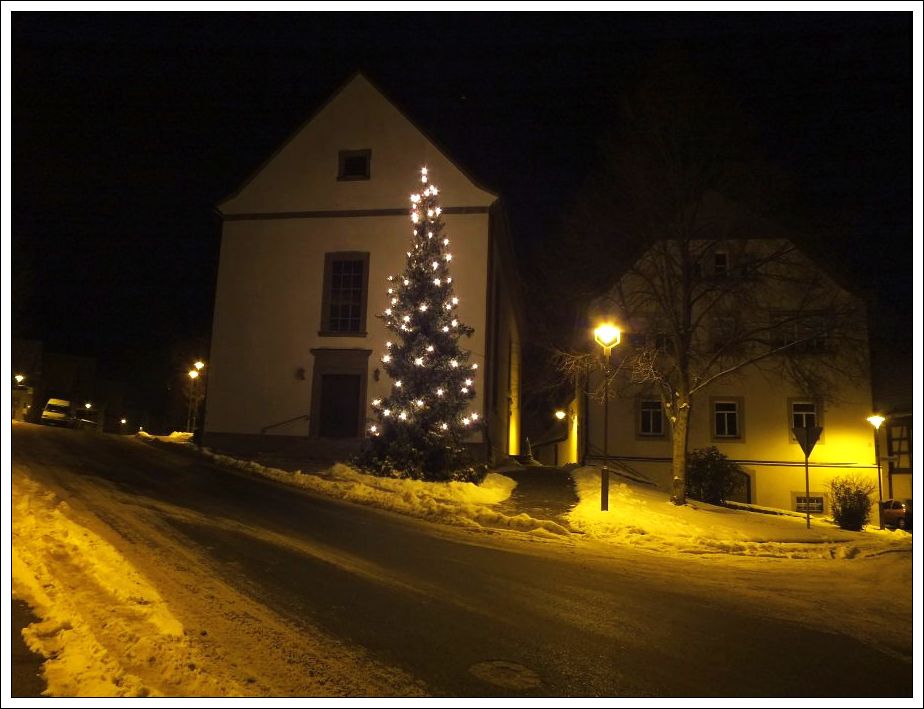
[526,51,870,502]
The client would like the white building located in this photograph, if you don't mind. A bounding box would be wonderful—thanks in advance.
[203,73,523,463]
[552,236,885,521]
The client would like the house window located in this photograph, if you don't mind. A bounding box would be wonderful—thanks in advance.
[887,420,912,472]
[654,333,672,352]
[714,252,729,277]
[795,495,825,513]
[320,252,369,336]
[627,333,646,349]
[338,149,371,180]
[773,311,830,353]
[791,401,817,430]
[639,400,664,436]
[713,400,740,439]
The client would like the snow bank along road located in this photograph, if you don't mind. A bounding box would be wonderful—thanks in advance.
[11,423,913,697]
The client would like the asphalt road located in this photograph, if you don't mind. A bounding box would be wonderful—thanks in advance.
[11,424,913,697]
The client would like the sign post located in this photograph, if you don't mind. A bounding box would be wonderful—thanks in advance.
[793,426,823,529]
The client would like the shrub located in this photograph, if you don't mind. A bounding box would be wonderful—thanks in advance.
[353,430,487,483]
[828,475,875,531]
[685,446,746,505]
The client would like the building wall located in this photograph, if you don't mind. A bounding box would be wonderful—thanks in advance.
[581,345,880,519]
[203,74,520,461]
[220,75,495,217]
[205,212,490,438]
[576,236,881,519]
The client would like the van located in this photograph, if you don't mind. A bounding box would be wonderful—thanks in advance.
[40,398,76,427]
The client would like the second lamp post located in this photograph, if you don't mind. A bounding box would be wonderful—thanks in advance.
[594,323,621,511]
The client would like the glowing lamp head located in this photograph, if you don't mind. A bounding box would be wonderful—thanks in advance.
[867,414,886,430]
[15,374,24,384]
[121,418,127,424]
[555,410,567,421]
[194,361,205,370]
[85,402,92,409]
[594,323,621,349]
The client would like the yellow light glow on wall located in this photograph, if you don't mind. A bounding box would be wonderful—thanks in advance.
[507,339,521,456]
[566,404,579,465]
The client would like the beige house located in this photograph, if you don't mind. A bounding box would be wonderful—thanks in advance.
[553,237,886,522]
[203,73,523,463]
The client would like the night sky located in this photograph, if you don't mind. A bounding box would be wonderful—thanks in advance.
[10,11,915,412]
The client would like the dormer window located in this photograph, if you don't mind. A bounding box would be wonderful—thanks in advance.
[338,149,371,181]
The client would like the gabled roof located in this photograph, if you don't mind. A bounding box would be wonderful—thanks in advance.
[218,71,497,215]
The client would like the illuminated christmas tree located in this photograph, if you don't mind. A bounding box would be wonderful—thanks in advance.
[363,167,481,481]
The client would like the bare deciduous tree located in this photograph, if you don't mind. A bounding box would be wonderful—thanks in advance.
[586,234,867,504]
[541,51,868,504]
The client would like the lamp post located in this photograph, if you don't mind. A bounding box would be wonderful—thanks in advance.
[594,322,621,512]
[867,414,886,529]
[186,360,207,434]
[187,369,200,433]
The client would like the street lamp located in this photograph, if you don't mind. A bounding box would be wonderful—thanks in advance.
[867,414,886,529]
[185,360,207,434]
[554,409,567,422]
[594,322,621,512]
[14,374,24,385]
[187,369,200,433]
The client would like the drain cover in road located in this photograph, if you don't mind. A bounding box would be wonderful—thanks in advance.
[468,660,542,690]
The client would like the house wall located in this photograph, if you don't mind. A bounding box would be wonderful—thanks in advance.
[578,237,882,521]
[476,201,527,461]
[203,73,522,464]
[585,368,879,514]
[220,75,495,217]
[205,212,490,439]
[550,400,580,466]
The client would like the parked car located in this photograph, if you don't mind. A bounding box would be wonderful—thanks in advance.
[881,499,912,531]
[40,398,76,427]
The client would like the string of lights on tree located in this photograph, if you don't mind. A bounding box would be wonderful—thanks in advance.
[368,167,479,459]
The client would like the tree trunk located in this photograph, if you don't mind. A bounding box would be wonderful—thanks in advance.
[671,401,691,505]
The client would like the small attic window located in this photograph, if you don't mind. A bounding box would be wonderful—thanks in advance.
[338,149,371,181]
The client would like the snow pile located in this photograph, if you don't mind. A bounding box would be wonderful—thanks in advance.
[141,435,907,557]
[11,473,248,697]
[154,438,569,537]
[567,466,913,559]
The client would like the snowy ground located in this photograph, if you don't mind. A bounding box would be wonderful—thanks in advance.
[153,433,913,561]
[11,426,427,698]
[11,471,244,698]
[9,427,918,700]
[566,466,914,559]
